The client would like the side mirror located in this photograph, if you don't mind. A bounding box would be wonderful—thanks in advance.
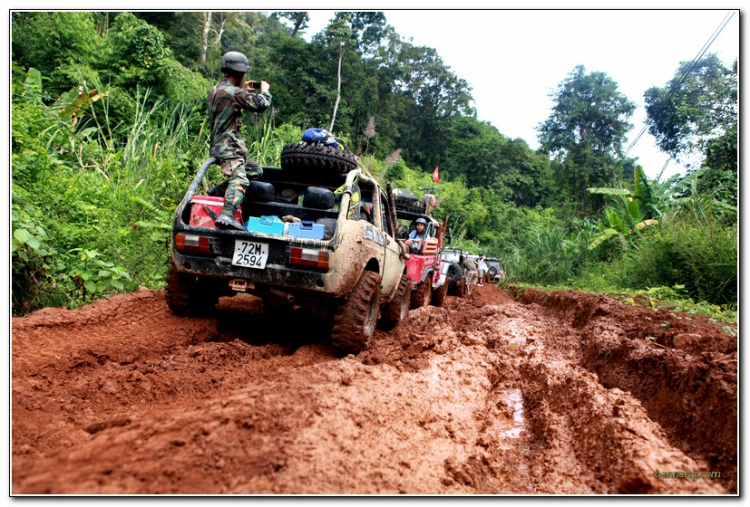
[445,234,452,245]
[397,224,409,239]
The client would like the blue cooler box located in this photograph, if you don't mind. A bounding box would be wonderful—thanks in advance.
[287,221,325,240]
[246,215,285,236]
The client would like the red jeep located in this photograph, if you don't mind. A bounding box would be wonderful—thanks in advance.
[395,209,449,308]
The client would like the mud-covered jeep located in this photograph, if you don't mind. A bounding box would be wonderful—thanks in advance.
[438,248,470,297]
[395,208,448,308]
[485,257,505,283]
[167,158,410,355]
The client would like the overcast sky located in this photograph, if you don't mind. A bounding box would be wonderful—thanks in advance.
[300,9,739,179]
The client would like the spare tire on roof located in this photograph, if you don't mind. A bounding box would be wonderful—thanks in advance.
[280,142,357,175]
[393,188,426,213]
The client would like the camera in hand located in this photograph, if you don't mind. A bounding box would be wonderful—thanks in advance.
[245,80,261,90]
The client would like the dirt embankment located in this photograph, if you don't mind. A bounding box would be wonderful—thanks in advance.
[12,285,736,494]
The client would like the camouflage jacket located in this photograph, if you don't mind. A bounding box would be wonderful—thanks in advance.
[207,79,272,160]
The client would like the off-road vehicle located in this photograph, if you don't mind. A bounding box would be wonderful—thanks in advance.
[167,158,410,355]
[438,247,471,297]
[394,205,448,308]
[485,257,505,283]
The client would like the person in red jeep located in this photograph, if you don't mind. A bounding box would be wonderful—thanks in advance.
[405,217,427,253]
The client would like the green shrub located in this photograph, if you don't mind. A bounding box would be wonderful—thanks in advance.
[160,61,211,104]
[613,219,736,306]
[11,190,57,313]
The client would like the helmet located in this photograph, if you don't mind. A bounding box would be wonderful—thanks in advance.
[221,51,249,74]
[415,218,427,225]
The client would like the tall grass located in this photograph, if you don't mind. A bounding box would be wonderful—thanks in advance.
[12,66,295,315]
[245,115,302,167]
[12,71,219,313]
[505,220,598,285]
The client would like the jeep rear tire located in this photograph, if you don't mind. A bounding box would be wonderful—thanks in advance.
[410,275,432,309]
[165,265,221,316]
[380,273,411,329]
[280,142,357,174]
[431,281,448,307]
[331,271,381,355]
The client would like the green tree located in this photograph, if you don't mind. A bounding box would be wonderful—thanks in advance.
[442,117,550,206]
[587,162,709,251]
[537,65,636,216]
[12,12,102,95]
[271,11,310,38]
[644,54,737,161]
[443,117,504,188]
[105,12,172,90]
[388,35,474,171]
[348,12,388,57]
[699,125,737,209]
[266,33,337,130]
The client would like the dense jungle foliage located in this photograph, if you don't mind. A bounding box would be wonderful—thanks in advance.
[11,11,737,318]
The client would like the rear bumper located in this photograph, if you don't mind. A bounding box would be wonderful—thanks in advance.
[172,249,336,303]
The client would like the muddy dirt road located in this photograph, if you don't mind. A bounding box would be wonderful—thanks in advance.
[12,285,736,495]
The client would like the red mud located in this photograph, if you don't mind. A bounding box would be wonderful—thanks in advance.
[12,284,736,494]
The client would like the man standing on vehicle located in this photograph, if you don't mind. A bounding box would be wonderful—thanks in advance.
[208,51,272,230]
[405,217,427,253]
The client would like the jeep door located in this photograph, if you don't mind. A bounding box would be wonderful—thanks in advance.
[378,190,403,299]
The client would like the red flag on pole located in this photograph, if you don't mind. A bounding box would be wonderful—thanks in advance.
[432,166,440,183]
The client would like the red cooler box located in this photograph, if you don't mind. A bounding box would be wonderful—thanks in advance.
[189,195,243,229]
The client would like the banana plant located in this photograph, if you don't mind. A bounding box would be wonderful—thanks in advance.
[590,161,708,220]
[588,160,711,250]
[587,191,646,250]
[587,161,682,249]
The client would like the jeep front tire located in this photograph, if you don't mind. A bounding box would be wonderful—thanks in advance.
[431,281,448,307]
[410,275,432,309]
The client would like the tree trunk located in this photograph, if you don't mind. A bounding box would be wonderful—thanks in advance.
[201,12,212,63]
[213,14,227,48]
[329,43,345,132]
[95,13,109,37]
[291,13,306,38]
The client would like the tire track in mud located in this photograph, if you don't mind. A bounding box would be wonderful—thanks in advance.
[515,288,737,492]
[12,285,735,494]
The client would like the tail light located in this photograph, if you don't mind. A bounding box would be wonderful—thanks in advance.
[175,233,210,254]
[289,247,331,269]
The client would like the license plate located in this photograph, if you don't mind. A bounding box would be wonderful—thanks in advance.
[232,240,269,269]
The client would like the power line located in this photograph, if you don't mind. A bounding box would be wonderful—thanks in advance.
[621,10,736,160]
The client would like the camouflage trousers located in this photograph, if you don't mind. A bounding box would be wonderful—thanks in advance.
[219,157,263,214]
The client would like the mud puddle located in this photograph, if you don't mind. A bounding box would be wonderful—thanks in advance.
[494,389,525,442]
